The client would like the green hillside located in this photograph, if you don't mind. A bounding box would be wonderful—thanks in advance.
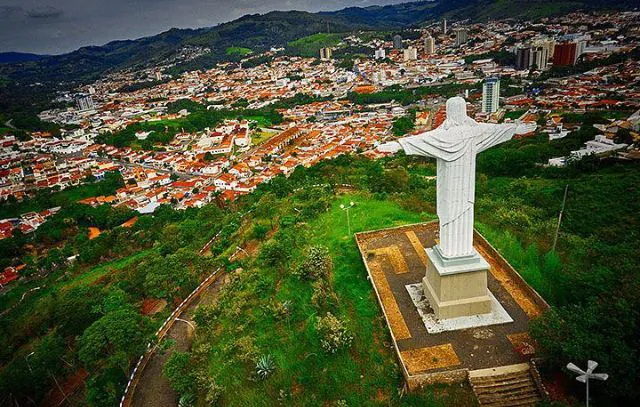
[2,110,640,405]
[287,33,343,58]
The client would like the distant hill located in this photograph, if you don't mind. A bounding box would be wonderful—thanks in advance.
[0,0,636,93]
[0,52,46,64]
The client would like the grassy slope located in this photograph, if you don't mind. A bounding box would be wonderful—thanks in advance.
[287,33,344,58]
[199,193,468,406]
[226,47,252,56]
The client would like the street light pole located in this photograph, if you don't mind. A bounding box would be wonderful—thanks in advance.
[567,360,608,407]
[553,184,569,252]
[25,351,35,374]
[340,201,355,236]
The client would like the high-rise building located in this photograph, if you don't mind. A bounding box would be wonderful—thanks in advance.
[553,42,577,66]
[482,78,501,114]
[442,19,448,35]
[454,28,468,47]
[403,47,418,61]
[424,36,435,55]
[515,46,532,70]
[76,96,94,111]
[393,34,403,49]
[320,47,333,60]
[575,40,587,62]
[374,48,386,59]
[531,46,549,70]
[531,39,555,70]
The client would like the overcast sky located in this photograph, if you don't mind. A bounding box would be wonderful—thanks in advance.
[0,0,411,55]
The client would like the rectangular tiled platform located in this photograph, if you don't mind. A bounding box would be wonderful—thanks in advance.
[355,222,550,389]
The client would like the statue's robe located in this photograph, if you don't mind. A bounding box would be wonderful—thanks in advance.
[397,122,526,258]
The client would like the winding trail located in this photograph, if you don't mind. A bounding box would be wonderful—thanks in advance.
[130,276,225,407]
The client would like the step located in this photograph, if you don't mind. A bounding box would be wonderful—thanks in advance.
[481,395,541,407]
[472,376,533,389]
[476,386,537,400]
[470,370,531,382]
[477,387,539,402]
[469,364,543,407]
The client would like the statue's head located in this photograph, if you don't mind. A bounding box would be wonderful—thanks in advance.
[443,96,477,129]
[446,97,467,121]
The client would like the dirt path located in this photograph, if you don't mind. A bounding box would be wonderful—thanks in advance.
[131,276,225,407]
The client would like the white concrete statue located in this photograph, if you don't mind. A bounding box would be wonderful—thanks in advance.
[379,97,535,260]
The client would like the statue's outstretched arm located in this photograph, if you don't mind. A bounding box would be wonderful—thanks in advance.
[476,122,536,153]
[377,130,453,159]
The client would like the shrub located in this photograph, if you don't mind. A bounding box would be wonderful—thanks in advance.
[163,352,195,395]
[195,371,224,404]
[316,312,353,354]
[295,245,332,279]
[311,280,338,310]
[255,354,276,380]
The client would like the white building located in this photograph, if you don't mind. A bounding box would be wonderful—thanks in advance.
[424,36,435,55]
[76,96,94,111]
[403,47,418,61]
[374,48,386,59]
[482,77,500,114]
[548,135,628,167]
[455,28,468,47]
[320,47,333,61]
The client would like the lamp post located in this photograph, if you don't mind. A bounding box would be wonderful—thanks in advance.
[567,360,608,407]
[25,351,35,374]
[340,201,355,236]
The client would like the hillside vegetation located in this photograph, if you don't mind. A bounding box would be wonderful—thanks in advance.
[1,101,639,406]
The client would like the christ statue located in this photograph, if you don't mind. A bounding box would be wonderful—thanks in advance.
[378,97,536,260]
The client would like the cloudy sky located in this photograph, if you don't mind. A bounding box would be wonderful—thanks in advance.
[0,0,410,55]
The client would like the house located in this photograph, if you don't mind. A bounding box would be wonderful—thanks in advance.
[214,173,238,190]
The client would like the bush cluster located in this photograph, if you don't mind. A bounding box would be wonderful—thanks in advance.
[316,312,353,354]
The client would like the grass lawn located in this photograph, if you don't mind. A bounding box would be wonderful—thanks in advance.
[0,127,12,135]
[244,115,276,128]
[62,249,152,290]
[251,129,279,146]
[226,47,252,57]
[287,33,343,58]
[197,193,473,406]
[503,110,527,120]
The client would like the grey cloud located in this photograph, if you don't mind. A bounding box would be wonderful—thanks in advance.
[0,5,23,16]
[27,6,63,19]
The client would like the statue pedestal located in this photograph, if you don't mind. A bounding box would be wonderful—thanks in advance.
[422,246,492,320]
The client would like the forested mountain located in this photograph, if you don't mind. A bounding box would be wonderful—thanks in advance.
[0,0,635,88]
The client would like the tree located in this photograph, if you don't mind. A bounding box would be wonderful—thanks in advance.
[163,352,195,395]
[614,128,633,145]
[259,239,290,269]
[79,308,150,371]
[255,193,278,229]
[141,253,197,301]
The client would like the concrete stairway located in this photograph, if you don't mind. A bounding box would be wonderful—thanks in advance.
[469,363,543,407]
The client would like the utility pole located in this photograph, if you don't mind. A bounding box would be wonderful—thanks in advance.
[552,184,569,252]
[340,201,355,236]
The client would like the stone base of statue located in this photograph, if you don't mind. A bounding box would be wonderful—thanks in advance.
[422,245,492,320]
